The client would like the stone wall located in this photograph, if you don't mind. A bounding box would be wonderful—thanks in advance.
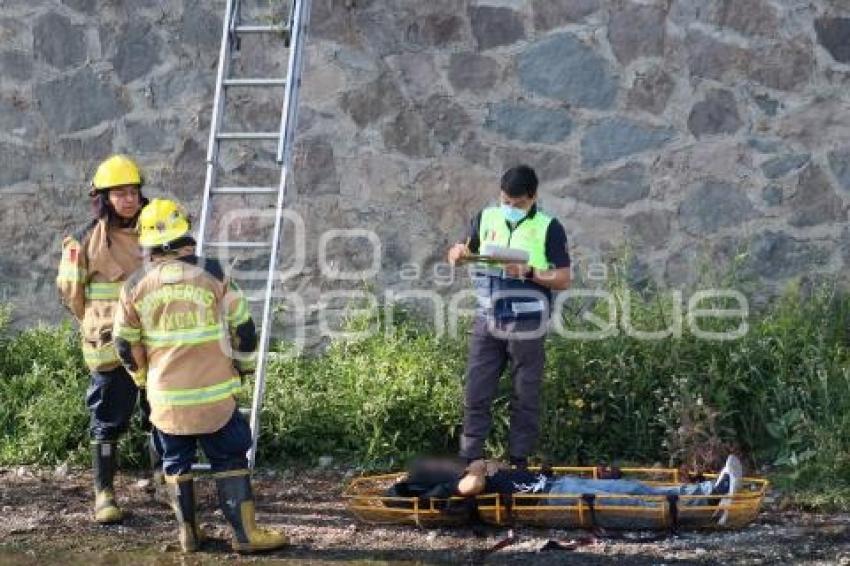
[2,0,850,329]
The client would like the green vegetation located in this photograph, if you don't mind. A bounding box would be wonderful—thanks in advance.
[1,275,849,510]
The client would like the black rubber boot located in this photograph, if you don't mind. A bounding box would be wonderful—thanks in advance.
[165,474,203,552]
[146,433,168,504]
[92,441,122,524]
[215,470,288,553]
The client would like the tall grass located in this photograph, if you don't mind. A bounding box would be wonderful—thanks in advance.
[1,277,848,507]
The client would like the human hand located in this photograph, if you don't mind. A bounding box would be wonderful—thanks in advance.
[447,243,470,265]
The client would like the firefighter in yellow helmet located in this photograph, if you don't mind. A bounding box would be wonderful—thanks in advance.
[55,155,163,525]
[113,198,288,553]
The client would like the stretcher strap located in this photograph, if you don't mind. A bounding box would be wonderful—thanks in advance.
[667,493,680,535]
[581,493,600,535]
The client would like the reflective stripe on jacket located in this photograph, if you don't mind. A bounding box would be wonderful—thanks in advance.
[56,219,142,371]
[114,249,257,435]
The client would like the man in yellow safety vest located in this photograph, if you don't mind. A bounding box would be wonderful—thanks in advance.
[447,165,572,468]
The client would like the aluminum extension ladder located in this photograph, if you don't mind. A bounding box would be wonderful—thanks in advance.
[194,0,311,470]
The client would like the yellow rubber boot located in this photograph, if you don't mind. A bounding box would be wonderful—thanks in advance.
[165,474,204,552]
[94,488,123,524]
[215,470,288,553]
[92,441,123,524]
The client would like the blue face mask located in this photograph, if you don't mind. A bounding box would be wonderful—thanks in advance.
[501,204,528,223]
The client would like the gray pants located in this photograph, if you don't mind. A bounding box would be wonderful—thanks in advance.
[459,315,546,461]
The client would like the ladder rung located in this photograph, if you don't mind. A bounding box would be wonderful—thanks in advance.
[234,25,289,34]
[211,187,279,194]
[223,78,287,87]
[206,241,271,249]
[217,132,279,141]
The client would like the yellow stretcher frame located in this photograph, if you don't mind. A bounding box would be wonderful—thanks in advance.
[343,466,769,530]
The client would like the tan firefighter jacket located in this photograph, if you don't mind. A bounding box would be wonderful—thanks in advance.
[113,247,257,435]
[56,219,142,371]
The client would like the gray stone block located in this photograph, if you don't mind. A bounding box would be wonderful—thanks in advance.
[815,17,850,63]
[469,6,525,50]
[717,0,780,38]
[123,118,177,153]
[161,138,207,200]
[382,109,432,158]
[0,95,37,135]
[679,180,756,235]
[687,89,742,138]
[518,33,618,110]
[353,9,403,56]
[340,73,403,128]
[459,134,491,167]
[562,162,649,208]
[788,165,846,227]
[581,117,675,167]
[748,40,814,92]
[762,184,783,206]
[112,23,162,83]
[752,93,780,116]
[33,12,86,70]
[57,126,114,162]
[422,95,470,145]
[686,30,750,82]
[35,68,129,133]
[150,68,213,107]
[625,209,672,248]
[448,52,499,93]
[747,230,829,279]
[828,148,850,192]
[0,142,31,186]
[627,66,675,115]
[747,137,783,154]
[180,0,222,49]
[406,13,465,48]
[761,153,810,179]
[388,52,440,100]
[61,0,97,14]
[608,1,666,65]
[532,0,600,31]
[310,0,359,43]
[493,147,570,183]
[671,0,779,38]
[485,102,573,144]
[0,49,33,82]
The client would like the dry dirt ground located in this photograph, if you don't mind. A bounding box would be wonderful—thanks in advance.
[1,466,849,565]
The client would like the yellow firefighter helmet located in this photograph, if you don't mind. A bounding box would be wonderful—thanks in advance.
[138,198,191,248]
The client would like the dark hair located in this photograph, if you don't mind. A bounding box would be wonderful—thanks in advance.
[500,165,539,198]
[90,188,148,226]
[147,235,196,255]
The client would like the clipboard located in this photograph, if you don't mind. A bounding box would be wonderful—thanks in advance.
[457,254,526,265]
[457,245,530,265]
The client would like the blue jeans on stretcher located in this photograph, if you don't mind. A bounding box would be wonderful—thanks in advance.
[544,476,715,507]
[156,409,252,476]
